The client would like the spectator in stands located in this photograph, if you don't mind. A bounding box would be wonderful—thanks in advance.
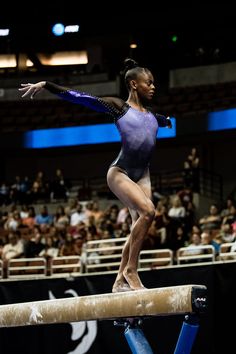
[182,160,194,190]
[0,182,10,206]
[39,236,59,259]
[177,232,207,264]
[1,230,24,262]
[10,175,22,204]
[220,197,235,218]
[153,203,171,247]
[35,205,53,227]
[4,210,23,231]
[218,223,236,243]
[70,203,87,227]
[116,221,130,239]
[22,206,36,229]
[85,215,99,238]
[221,204,236,226]
[201,230,221,258]
[64,197,78,216]
[88,201,104,222]
[183,147,200,192]
[19,57,172,292]
[30,170,50,202]
[168,195,186,227]
[19,176,31,204]
[184,200,197,235]
[199,204,222,232]
[24,225,45,258]
[116,206,129,225]
[187,147,200,169]
[181,233,204,257]
[51,168,70,201]
[191,224,201,236]
[177,187,193,208]
[167,225,187,255]
[53,205,70,230]
[58,233,77,256]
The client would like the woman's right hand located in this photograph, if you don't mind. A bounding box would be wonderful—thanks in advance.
[18,81,46,99]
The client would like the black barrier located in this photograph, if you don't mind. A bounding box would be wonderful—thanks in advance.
[0,262,235,354]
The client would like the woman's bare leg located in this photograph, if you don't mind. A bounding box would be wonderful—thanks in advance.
[107,167,154,291]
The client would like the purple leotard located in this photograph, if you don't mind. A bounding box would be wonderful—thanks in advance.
[45,82,169,182]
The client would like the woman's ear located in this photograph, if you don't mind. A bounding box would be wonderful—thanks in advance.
[130,79,137,90]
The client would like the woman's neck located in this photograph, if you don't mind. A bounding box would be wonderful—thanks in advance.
[126,94,146,112]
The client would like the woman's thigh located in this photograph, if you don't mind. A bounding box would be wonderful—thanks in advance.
[107,167,154,213]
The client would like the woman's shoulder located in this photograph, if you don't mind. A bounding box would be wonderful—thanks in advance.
[102,97,127,110]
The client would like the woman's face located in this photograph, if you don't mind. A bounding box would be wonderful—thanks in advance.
[135,71,155,101]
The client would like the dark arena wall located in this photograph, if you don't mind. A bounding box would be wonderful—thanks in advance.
[0,262,235,354]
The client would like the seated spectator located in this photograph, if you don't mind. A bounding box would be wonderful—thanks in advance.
[53,205,70,230]
[218,223,236,243]
[181,233,204,256]
[201,230,221,258]
[30,170,50,202]
[4,210,23,231]
[19,204,29,219]
[220,197,235,218]
[168,195,186,227]
[22,206,36,229]
[1,230,24,277]
[222,204,236,226]
[199,204,222,232]
[58,233,77,256]
[116,206,129,225]
[70,203,87,227]
[24,225,45,258]
[167,225,187,253]
[179,233,206,264]
[177,187,193,208]
[39,236,59,259]
[1,230,24,262]
[153,203,171,247]
[35,205,53,227]
[116,221,130,239]
[88,201,104,222]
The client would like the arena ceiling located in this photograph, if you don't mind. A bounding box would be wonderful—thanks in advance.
[1,3,236,76]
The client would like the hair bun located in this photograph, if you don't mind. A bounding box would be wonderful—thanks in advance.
[123,58,138,71]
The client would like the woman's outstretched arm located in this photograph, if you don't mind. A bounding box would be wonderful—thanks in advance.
[19,81,125,115]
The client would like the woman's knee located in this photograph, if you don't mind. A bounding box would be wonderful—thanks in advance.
[142,204,155,222]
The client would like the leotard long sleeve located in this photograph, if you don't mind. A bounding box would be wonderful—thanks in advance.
[45,81,170,182]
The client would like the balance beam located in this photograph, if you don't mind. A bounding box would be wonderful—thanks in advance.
[0,284,207,328]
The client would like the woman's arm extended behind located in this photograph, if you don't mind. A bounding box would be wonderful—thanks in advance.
[19,81,126,116]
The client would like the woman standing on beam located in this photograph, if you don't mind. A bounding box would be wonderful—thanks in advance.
[19,58,172,292]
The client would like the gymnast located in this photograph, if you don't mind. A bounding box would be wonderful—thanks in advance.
[19,58,172,292]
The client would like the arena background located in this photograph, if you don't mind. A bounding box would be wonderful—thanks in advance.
[0,3,236,354]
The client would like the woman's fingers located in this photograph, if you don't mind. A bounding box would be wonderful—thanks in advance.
[19,82,43,99]
[18,83,36,98]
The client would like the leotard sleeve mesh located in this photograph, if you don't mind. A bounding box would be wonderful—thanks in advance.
[45,81,125,118]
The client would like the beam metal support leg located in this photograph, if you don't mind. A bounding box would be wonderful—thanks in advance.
[114,318,154,354]
[174,314,200,354]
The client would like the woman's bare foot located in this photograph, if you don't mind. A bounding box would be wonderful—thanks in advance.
[123,267,146,290]
[112,280,132,293]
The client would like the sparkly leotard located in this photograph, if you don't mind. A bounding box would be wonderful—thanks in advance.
[45,82,169,182]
